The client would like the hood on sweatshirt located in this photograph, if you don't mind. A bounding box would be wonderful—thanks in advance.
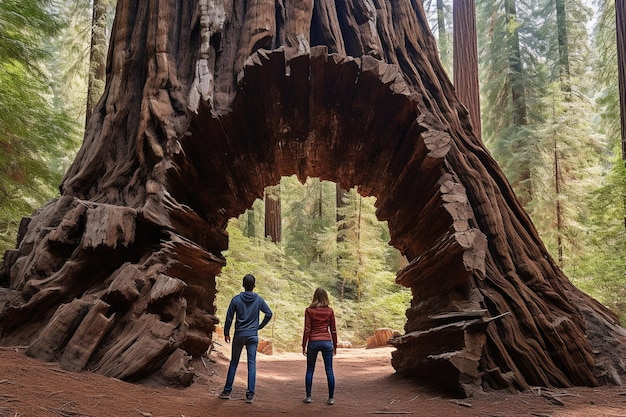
[239,291,259,303]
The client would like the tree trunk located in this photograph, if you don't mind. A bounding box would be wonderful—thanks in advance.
[336,182,347,276]
[553,0,570,264]
[316,181,323,218]
[503,0,531,205]
[620,0,626,162]
[505,0,527,127]
[555,0,571,92]
[436,0,451,71]
[85,0,109,125]
[246,208,256,238]
[616,0,626,228]
[453,0,481,140]
[336,182,347,227]
[355,192,362,303]
[264,185,281,243]
[554,133,564,266]
[1,0,625,396]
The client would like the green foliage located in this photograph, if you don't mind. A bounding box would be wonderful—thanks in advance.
[567,0,626,321]
[568,160,626,321]
[281,176,338,268]
[595,0,620,145]
[528,80,604,266]
[216,178,411,351]
[423,0,453,75]
[336,188,400,302]
[49,1,92,123]
[475,0,625,320]
[0,0,81,252]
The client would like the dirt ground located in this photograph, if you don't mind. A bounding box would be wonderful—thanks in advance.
[1,342,625,417]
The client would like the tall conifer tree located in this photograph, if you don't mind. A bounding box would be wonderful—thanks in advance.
[478,0,533,204]
[0,1,76,251]
[453,0,482,139]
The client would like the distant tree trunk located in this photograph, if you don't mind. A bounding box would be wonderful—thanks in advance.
[554,134,564,266]
[336,183,346,300]
[436,0,451,72]
[553,0,571,261]
[316,181,323,217]
[246,208,256,238]
[505,0,531,203]
[620,0,626,162]
[336,183,346,222]
[616,0,626,228]
[355,192,362,302]
[336,183,347,246]
[453,0,482,140]
[555,0,571,92]
[264,185,281,243]
[85,0,108,125]
[505,0,527,126]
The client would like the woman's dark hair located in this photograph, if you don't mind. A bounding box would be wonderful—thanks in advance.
[309,287,330,308]
[243,274,256,291]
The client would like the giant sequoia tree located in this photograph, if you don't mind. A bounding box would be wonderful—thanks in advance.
[1,0,625,397]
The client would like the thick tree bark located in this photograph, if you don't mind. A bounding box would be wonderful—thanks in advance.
[1,0,625,396]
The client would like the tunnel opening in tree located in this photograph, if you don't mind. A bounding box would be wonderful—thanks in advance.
[1,0,625,399]
[215,176,410,352]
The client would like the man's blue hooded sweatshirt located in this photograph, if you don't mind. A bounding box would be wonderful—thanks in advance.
[224,291,273,338]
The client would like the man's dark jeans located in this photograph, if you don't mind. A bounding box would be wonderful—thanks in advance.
[223,335,258,396]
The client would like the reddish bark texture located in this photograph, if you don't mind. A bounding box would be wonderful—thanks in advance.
[453,0,481,139]
[1,0,624,397]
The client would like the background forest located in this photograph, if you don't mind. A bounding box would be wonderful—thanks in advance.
[1,0,624,351]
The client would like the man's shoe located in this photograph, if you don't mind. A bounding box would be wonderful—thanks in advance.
[219,391,231,399]
[327,397,334,405]
[303,396,312,403]
[246,394,254,403]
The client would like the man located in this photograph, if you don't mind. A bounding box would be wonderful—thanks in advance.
[220,274,273,404]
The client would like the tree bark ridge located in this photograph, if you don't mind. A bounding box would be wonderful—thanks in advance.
[1,0,625,395]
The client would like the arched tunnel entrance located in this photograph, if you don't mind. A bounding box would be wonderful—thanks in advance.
[214,176,411,350]
[168,48,556,396]
[1,45,623,399]
[2,2,625,398]
[158,45,625,396]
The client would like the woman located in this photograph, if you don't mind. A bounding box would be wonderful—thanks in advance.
[302,287,337,405]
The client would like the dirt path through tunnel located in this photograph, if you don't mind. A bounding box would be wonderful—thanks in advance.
[1,345,625,416]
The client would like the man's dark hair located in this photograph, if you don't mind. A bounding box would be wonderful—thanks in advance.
[243,274,256,291]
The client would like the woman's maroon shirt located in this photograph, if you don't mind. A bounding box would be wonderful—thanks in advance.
[302,306,337,349]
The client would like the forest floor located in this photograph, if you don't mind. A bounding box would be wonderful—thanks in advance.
[1,342,626,417]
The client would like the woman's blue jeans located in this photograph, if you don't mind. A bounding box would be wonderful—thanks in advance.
[223,335,258,396]
[305,340,335,398]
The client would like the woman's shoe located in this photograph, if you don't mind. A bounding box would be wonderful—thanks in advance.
[327,398,334,405]
[303,396,312,403]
